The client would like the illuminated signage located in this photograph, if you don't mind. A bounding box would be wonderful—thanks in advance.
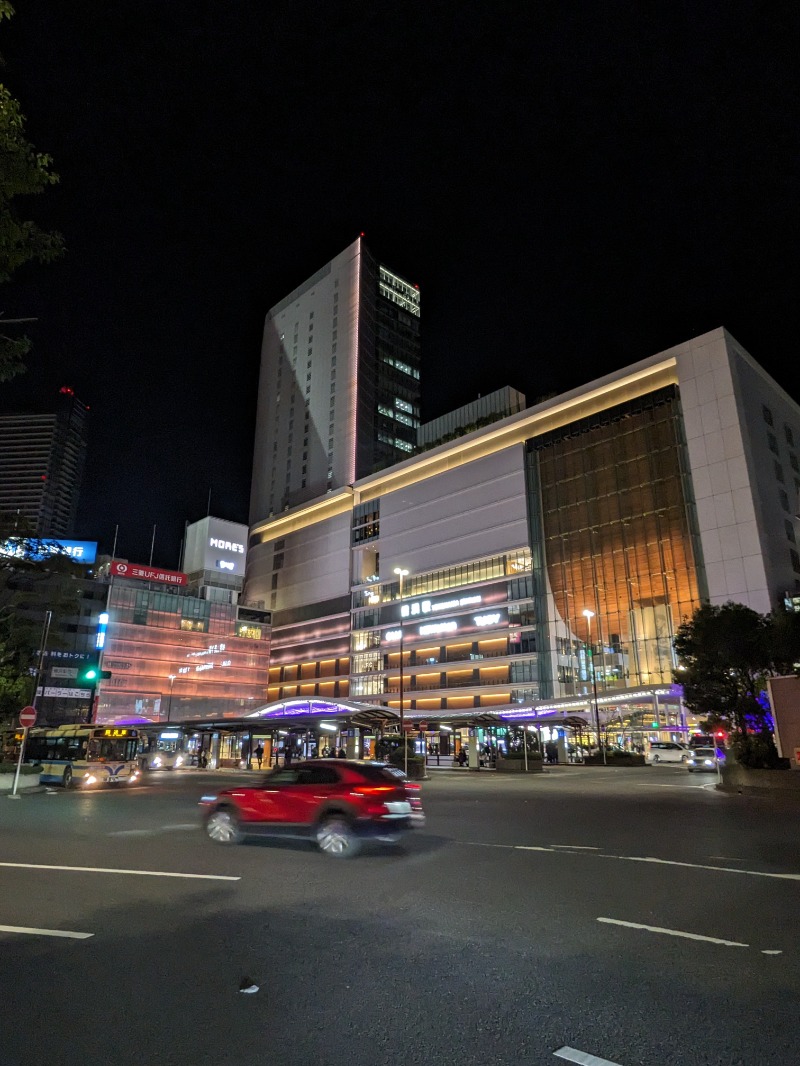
[474,613,501,627]
[102,728,130,737]
[0,538,98,564]
[401,594,481,618]
[95,611,109,650]
[384,629,402,643]
[210,538,244,553]
[217,559,236,571]
[111,561,188,586]
[419,621,458,636]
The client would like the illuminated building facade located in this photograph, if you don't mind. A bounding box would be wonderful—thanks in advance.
[250,235,421,531]
[245,328,800,726]
[95,573,271,725]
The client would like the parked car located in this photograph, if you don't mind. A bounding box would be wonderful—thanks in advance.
[645,741,690,764]
[199,759,425,858]
[687,746,725,772]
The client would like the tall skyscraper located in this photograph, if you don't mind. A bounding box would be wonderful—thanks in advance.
[250,236,421,523]
[0,386,88,536]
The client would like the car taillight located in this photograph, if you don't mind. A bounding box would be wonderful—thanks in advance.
[352,786,394,796]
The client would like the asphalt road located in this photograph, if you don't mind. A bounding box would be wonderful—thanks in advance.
[1,764,798,1066]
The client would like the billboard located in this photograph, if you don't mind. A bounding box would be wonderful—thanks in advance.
[110,561,188,586]
[0,538,98,564]
[182,516,248,576]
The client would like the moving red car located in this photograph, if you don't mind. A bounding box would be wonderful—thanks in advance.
[199,759,424,858]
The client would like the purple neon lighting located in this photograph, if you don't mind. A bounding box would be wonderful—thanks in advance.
[251,699,345,718]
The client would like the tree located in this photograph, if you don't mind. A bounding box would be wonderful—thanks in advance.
[673,602,800,768]
[0,2,64,382]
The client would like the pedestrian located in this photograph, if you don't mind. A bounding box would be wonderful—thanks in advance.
[337,747,346,759]
[199,748,208,770]
[284,745,293,767]
[255,743,264,770]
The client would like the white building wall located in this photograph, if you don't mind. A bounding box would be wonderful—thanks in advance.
[246,511,352,614]
[250,238,361,524]
[675,327,800,613]
[377,445,529,576]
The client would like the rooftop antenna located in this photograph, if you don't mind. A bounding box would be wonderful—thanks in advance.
[207,487,212,517]
[148,524,156,566]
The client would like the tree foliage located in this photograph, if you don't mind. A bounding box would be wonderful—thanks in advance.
[673,602,800,768]
[0,2,64,382]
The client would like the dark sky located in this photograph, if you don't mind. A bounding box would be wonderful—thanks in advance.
[1,2,799,567]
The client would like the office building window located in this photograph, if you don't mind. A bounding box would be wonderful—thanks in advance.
[786,519,796,543]
[768,432,779,455]
[779,489,790,512]
[791,454,799,473]
[792,549,800,574]
[775,461,785,483]
[763,405,774,427]
[786,425,795,447]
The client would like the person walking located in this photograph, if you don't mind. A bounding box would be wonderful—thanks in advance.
[255,743,264,770]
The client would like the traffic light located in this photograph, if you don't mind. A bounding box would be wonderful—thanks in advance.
[76,663,112,686]
[76,663,99,686]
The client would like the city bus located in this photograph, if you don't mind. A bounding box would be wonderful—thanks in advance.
[23,724,142,789]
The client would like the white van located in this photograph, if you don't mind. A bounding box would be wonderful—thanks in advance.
[645,741,689,764]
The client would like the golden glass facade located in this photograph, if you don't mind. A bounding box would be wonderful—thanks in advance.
[527,386,703,697]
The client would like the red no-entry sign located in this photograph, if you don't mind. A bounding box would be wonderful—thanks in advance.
[19,706,37,728]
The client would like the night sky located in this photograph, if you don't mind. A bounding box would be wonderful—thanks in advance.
[1,2,798,567]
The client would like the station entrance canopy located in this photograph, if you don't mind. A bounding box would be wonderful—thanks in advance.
[176,684,683,736]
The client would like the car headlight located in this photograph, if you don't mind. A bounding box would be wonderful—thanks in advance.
[175,756,183,767]
[84,774,97,785]
[704,759,714,766]
[153,757,161,767]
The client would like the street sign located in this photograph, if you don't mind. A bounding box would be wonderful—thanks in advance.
[403,724,415,732]
[418,721,428,731]
[19,706,36,728]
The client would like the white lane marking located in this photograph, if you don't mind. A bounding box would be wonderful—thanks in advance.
[550,845,601,850]
[0,924,93,940]
[456,840,800,882]
[613,854,800,882]
[762,950,783,955]
[597,917,748,948]
[708,856,745,862]
[108,823,199,837]
[0,861,239,881]
[554,1047,624,1065]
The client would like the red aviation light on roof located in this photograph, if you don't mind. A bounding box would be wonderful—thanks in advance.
[59,386,74,396]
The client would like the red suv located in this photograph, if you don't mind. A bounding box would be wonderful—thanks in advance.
[199,760,424,858]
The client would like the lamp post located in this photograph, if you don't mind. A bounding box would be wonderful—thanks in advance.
[394,566,409,776]
[583,609,606,765]
[166,674,176,723]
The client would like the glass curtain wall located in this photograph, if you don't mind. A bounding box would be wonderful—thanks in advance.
[526,386,704,698]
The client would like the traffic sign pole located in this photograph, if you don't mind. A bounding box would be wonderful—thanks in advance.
[10,707,37,800]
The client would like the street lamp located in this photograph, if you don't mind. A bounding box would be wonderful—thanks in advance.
[394,566,410,776]
[166,674,176,723]
[583,609,606,765]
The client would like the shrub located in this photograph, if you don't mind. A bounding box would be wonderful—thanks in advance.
[0,762,41,775]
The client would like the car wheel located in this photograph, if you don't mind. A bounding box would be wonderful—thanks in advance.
[316,816,361,858]
[205,807,243,845]
[62,766,73,789]
[652,754,660,764]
